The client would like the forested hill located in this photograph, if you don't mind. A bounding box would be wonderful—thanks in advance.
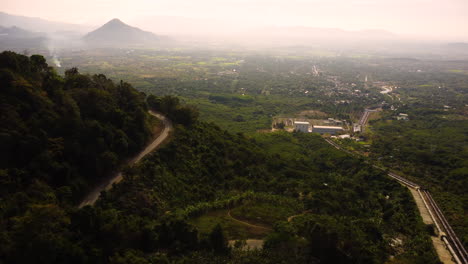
[0,51,152,205]
[0,51,436,263]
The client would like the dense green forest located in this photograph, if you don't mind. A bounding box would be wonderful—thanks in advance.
[0,51,153,203]
[0,51,152,262]
[0,51,439,263]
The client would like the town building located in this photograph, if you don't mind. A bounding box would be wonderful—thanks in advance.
[312,125,343,135]
[294,121,310,133]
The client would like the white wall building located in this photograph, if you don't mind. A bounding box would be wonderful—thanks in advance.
[294,121,310,133]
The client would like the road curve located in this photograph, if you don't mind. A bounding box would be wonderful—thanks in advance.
[78,111,173,208]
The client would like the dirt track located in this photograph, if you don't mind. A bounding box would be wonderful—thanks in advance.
[78,111,172,208]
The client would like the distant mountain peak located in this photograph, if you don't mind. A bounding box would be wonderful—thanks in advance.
[105,18,125,26]
[83,18,160,46]
[109,18,123,23]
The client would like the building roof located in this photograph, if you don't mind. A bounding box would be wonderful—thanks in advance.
[313,125,343,130]
[294,121,309,125]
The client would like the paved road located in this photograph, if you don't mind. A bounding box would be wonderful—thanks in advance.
[78,111,172,208]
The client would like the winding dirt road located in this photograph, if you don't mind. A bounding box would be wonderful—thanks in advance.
[78,111,172,208]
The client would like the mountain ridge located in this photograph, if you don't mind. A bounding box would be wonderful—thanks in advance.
[0,11,91,33]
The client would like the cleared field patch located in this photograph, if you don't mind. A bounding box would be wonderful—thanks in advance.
[189,198,300,240]
[189,209,270,239]
[297,110,328,118]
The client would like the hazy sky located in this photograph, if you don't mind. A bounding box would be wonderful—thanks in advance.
[2,0,468,39]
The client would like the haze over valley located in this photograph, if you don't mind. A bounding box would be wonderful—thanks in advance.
[1,1,467,263]
[1,7,468,60]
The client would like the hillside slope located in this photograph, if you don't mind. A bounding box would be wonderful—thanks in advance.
[0,51,152,203]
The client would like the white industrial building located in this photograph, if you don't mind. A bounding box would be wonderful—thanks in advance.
[312,125,343,135]
[294,121,310,133]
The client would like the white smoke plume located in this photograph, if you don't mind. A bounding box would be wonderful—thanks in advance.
[46,35,62,68]
[52,54,61,67]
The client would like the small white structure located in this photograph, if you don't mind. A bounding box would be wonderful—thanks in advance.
[312,125,343,135]
[294,121,310,133]
[397,113,409,121]
[353,124,361,133]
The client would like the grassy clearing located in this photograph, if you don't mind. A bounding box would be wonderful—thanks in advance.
[184,95,324,134]
[185,97,272,134]
[189,196,301,241]
[189,209,270,239]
